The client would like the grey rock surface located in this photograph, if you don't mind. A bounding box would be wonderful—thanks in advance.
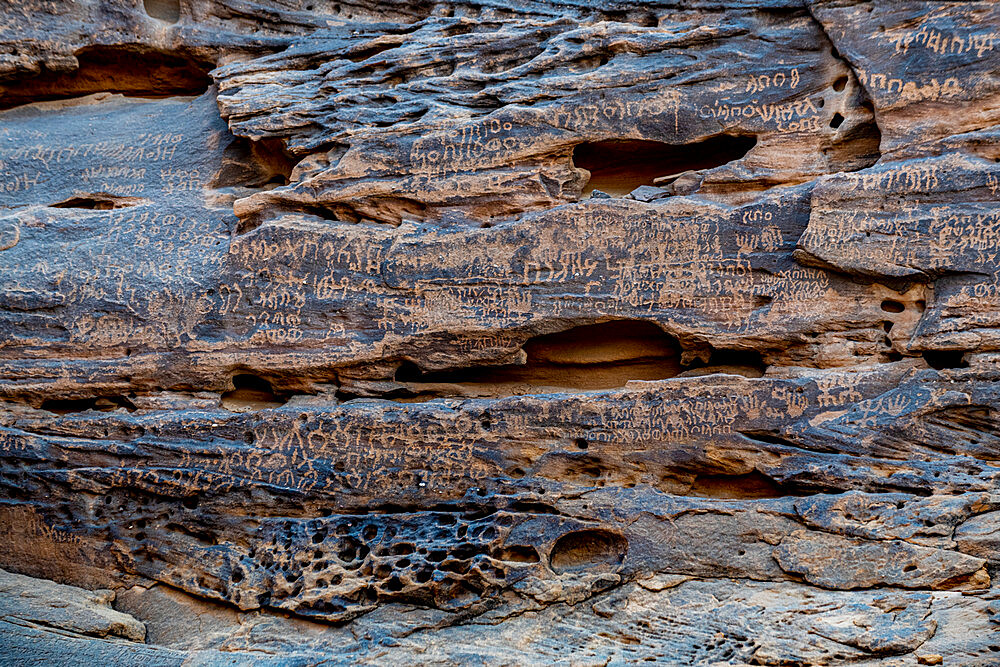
[1,0,999,664]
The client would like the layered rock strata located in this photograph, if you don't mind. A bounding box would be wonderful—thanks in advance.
[1,1,999,664]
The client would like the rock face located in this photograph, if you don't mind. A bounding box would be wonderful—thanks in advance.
[1,1,999,664]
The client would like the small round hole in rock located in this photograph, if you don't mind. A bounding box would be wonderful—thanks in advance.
[830,113,845,128]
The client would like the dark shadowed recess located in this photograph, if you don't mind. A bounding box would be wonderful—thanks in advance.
[395,320,683,393]
[923,350,969,370]
[37,374,289,414]
[37,322,768,411]
[41,395,136,414]
[390,320,767,399]
[0,46,211,111]
[213,138,298,190]
[823,100,881,170]
[50,194,142,210]
[222,374,288,411]
[573,135,757,197]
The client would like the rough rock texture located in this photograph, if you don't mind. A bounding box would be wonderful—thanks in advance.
[1,0,999,665]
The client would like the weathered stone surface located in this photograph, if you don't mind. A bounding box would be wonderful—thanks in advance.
[1,0,999,665]
[0,568,145,642]
[807,0,1000,157]
[213,10,877,225]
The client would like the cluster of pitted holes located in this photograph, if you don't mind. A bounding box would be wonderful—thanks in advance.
[235,513,538,614]
[93,491,205,551]
[302,0,433,22]
[829,76,848,128]
[690,632,759,662]
[610,623,758,663]
[879,298,909,362]
[879,298,969,368]
[85,497,545,613]
[822,75,849,130]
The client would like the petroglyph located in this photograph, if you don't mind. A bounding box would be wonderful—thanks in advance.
[1,1,999,665]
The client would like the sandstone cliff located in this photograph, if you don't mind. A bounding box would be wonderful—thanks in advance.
[1,0,999,664]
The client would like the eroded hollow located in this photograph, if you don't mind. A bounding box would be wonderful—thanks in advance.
[144,0,181,23]
[40,396,136,415]
[923,350,969,370]
[688,470,787,499]
[822,98,881,171]
[0,46,211,110]
[394,320,683,397]
[221,374,287,411]
[549,529,627,574]
[494,545,540,563]
[213,138,298,191]
[573,135,757,197]
[680,348,767,379]
[50,194,143,210]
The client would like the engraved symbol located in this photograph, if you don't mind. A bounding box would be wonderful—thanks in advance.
[0,222,19,251]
